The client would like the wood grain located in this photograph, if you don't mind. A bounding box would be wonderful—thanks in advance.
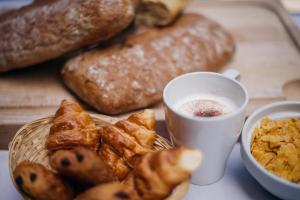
[0,0,300,149]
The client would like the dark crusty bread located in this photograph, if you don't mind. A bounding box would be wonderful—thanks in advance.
[62,14,235,115]
[0,0,137,72]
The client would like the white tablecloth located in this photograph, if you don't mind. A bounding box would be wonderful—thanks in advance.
[0,144,279,200]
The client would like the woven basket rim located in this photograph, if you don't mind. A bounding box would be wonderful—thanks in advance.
[8,114,174,197]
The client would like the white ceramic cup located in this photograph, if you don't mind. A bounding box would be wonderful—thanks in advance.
[163,70,248,185]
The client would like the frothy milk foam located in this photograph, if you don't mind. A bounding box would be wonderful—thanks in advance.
[174,93,238,117]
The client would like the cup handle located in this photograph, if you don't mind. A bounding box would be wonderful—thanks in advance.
[222,69,240,81]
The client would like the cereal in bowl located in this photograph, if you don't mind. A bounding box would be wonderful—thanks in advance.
[251,118,300,184]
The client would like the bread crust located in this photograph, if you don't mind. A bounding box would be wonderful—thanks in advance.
[62,14,235,114]
[0,0,136,72]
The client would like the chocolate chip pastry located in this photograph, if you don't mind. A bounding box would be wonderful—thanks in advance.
[50,146,117,185]
[75,182,140,200]
[13,161,73,200]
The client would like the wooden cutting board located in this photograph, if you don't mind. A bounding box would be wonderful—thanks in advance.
[0,0,300,149]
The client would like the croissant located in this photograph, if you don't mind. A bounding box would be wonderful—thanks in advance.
[125,147,202,200]
[13,161,73,200]
[50,147,117,185]
[46,100,100,151]
[98,144,131,179]
[99,109,156,179]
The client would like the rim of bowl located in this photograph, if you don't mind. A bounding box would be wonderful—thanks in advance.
[241,101,300,189]
[163,71,249,122]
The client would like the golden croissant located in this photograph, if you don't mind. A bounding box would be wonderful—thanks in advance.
[46,99,100,151]
[99,109,156,179]
[125,147,202,200]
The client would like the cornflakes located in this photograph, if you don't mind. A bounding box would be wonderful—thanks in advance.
[251,117,300,184]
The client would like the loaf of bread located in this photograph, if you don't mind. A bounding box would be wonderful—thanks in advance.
[62,14,235,115]
[0,0,137,72]
[136,0,190,26]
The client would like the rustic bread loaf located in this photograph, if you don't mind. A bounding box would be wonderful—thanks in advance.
[62,14,235,115]
[0,0,137,72]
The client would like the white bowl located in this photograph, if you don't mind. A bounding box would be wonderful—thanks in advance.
[240,101,300,200]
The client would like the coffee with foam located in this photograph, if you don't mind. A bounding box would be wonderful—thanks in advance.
[174,94,237,118]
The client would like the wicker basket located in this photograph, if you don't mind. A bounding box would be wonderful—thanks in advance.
[8,114,189,200]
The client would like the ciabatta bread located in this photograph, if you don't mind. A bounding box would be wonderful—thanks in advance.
[62,14,235,114]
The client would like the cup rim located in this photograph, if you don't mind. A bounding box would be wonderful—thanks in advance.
[241,101,300,189]
[163,71,249,122]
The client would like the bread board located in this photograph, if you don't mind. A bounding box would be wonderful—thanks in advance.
[1,0,300,149]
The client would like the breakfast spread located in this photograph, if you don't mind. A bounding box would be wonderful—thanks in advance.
[174,94,237,117]
[4,0,299,199]
[251,118,300,184]
[12,100,203,200]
